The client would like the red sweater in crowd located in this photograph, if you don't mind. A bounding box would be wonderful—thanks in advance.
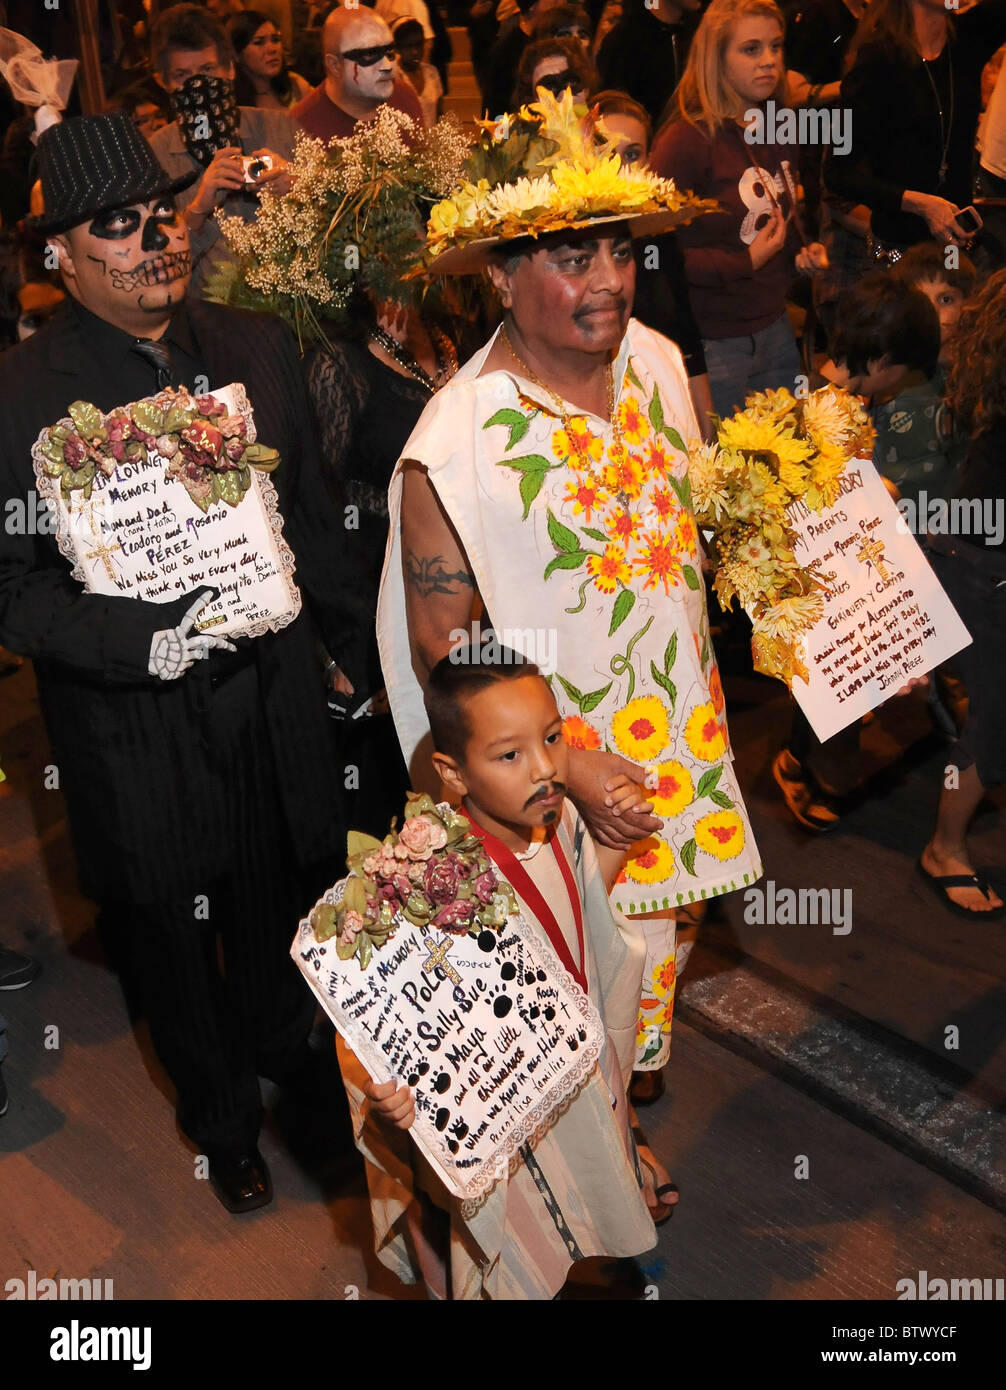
[650,116,802,341]
[292,79,423,139]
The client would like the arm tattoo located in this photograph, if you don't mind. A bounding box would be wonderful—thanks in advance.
[405,549,476,598]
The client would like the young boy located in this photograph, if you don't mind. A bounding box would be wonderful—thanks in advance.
[871,244,978,507]
[337,646,674,1300]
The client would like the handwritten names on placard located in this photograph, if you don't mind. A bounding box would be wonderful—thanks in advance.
[787,457,971,741]
[292,888,604,1202]
[35,384,300,640]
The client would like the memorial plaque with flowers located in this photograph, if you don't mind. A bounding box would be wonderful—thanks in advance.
[31,383,300,639]
[292,793,605,1203]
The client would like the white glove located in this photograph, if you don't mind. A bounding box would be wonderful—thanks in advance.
[148,589,237,681]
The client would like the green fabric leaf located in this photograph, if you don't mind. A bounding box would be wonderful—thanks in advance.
[555,673,584,705]
[580,681,612,713]
[484,408,531,451]
[663,630,678,672]
[162,404,196,434]
[497,452,552,473]
[358,935,373,970]
[243,443,280,472]
[312,903,338,942]
[131,401,164,436]
[682,564,701,590]
[625,358,644,391]
[67,401,103,440]
[680,837,698,876]
[670,474,692,509]
[581,526,607,543]
[544,549,587,579]
[663,426,686,453]
[648,382,664,436]
[608,587,635,636]
[216,470,245,507]
[696,766,722,799]
[547,508,580,553]
[519,468,546,519]
[709,789,734,809]
[649,662,676,710]
[335,934,358,959]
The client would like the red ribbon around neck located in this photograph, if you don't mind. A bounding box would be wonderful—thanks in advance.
[462,804,587,995]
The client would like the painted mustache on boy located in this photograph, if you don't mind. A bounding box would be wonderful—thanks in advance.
[524,781,567,811]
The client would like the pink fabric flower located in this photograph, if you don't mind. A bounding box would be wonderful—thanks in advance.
[397,815,443,861]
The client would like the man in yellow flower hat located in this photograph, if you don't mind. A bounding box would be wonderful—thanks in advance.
[377,90,763,1125]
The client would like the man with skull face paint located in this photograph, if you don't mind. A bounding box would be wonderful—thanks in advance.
[291,5,423,140]
[0,114,368,1213]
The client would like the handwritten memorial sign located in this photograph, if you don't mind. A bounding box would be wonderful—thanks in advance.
[787,457,971,741]
[32,384,300,640]
[292,884,605,1202]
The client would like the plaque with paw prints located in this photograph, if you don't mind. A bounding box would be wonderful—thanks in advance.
[292,881,605,1202]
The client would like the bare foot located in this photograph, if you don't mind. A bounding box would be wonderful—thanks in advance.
[921,841,1004,913]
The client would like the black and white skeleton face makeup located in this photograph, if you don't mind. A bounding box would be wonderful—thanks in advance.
[56,195,192,333]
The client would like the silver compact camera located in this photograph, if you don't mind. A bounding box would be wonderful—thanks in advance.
[241,154,273,184]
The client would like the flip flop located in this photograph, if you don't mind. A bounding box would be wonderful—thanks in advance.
[915,861,1006,920]
[632,1125,678,1225]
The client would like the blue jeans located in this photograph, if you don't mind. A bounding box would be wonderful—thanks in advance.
[703,312,801,420]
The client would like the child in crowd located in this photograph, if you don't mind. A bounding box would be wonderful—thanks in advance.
[336,647,675,1300]
[871,244,978,506]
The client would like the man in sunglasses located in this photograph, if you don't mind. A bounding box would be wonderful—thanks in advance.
[292,5,423,140]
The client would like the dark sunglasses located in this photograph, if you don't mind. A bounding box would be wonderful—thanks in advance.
[339,42,396,65]
[536,70,578,96]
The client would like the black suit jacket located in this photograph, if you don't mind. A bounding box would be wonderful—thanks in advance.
[0,300,368,904]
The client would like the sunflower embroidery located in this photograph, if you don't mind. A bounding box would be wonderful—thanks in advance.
[564,476,609,521]
[617,394,649,445]
[633,528,683,594]
[624,835,675,883]
[586,543,630,594]
[645,760,694,817]
[684,702,727,762]
[604,449,646,500]
[651,485,678,522]
[612,695,670,761]
[651,953,676,1000]
[694,809,745,860]
[553,416,603,466]
[605,507,643,545]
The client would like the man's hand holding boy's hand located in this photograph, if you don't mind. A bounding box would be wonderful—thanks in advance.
[365,1076,415,1130]
[567,747,662,850]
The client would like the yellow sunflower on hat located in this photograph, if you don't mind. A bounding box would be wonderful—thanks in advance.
[612,695,669,762]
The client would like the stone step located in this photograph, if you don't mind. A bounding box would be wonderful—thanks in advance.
[677,950,1006,1214]
[447,25,472,63]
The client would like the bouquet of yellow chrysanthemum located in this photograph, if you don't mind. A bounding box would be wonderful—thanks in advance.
[687,385,875,686]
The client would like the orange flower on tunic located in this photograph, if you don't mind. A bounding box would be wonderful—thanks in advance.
[641,441,672,480]
[684,702,727,761]
[553,416,603,467]
[708,663,725,716]
[634,528,683,594]
[674,511,699,557]
[651,953,677,999]
[605,449,646,500]
[617,394,649,445]
[694,809,745,860]
[564,477,608,521]
[563,714,602,750]
[646,760,694,816]
[612,695,670,761]
[605,507,643,545]
[625,835,675,883]
[586,542,630,593]
[651,486,678,523]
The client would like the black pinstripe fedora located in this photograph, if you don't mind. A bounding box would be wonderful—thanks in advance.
[29,113,199,236]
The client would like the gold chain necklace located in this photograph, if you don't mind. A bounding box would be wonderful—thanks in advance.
[499,326,634,510]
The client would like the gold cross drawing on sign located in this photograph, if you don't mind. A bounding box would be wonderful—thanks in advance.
[85,536,123,583]
[422,934,461,986]
[69,496,106,538]
[855,532,890,581]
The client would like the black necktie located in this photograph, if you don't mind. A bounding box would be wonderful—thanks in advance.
[132,337,173,390]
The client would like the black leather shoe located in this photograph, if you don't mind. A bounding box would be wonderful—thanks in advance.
[207,1147,273,1214]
